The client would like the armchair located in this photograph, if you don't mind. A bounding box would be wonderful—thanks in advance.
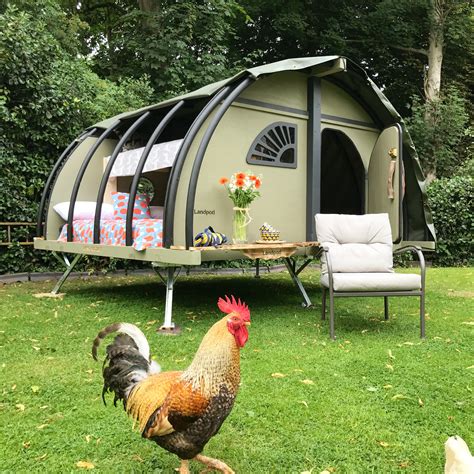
[315,213,426,340]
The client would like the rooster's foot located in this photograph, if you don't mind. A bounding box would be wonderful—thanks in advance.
[176,459,190,474]
[194,454,235,474]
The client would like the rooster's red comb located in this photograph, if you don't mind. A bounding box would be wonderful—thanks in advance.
[217,295,250,321]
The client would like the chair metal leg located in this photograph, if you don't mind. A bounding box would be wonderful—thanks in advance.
[420,292,426,338]
[284,257,313,308]
[255,258,260,279]
[384,296,389,320]
[321,287,326,320]
[329,289,335,340]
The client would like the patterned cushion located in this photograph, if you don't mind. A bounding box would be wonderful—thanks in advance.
[111,192,151,219]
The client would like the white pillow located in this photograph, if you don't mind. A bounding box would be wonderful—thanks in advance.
[53,201,114,220]
[150,206,164,219]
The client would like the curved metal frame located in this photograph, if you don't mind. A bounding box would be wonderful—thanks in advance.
[162,86,233,248]
[66,121,121,241]
[185,76,255,248]
[36,128,97,237]
[93,112,151,243]
[125,101,185,246]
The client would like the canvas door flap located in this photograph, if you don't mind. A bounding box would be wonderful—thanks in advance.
[367,125,402,242]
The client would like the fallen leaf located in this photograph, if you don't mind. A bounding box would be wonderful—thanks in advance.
[40,405,48,410]
[76,461,95,469]
[378,441,389,447]
[392,394,409,400]
[85,369,93,374]
[388,349,395,359]
[383,384,393,389]
[15,403,25,411]
[36,454,47,461]
[402,342,414,346]
[418,398,424,407]
[299,400,309,408]
[22,441,31,448]
[461,321,474,325]
[85,435,91,443]
[386,364,394,371]
[32,346,41,351]
[37,424,48,430]
[367,386,378,392]
[132,454,144,462]
[271,373,286,378]
[467,365,474,370]
[31,386,40,393]
[301,379,315,385]
[399,461,410,468]
[11,384,16,390]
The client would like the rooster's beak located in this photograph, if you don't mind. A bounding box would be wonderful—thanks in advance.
[244,321,251,326]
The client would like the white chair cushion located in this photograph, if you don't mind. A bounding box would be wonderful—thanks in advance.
[315,213,393,273]
[321,272,421,292]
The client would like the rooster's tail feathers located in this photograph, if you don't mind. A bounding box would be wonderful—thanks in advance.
[91,323,161,407]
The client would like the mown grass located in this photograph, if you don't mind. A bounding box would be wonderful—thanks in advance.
[0,267,473,473]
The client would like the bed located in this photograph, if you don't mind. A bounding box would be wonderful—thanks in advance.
[58,218,163,251]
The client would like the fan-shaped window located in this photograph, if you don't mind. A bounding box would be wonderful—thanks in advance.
[246,122,297,168]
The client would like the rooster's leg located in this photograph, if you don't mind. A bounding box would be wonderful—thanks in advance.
[176,459,190,474]
[194,454,235,474]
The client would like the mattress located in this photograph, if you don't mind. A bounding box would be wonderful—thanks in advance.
[58,218,163,251]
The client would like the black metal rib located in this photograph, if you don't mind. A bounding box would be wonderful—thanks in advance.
[66,121,120,241]
[93,112,151,244]
[395,122,404,244]
[162,86,233,248]
[125,101,185,246]
[36,128,96,237]
[185,76,255,248]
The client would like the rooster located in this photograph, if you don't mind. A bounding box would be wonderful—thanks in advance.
[92,296,250,474]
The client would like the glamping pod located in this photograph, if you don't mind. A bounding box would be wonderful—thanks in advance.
[35,56,436,331]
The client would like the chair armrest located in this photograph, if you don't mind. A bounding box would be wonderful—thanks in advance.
[321,246,334,291]
[394,246,426,290]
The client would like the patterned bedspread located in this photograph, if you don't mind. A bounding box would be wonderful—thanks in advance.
[58,219,163,251]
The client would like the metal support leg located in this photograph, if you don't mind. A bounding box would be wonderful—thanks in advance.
[329,288,335,340]
[420,292,426,338]
[153,265,182,335]
[384,296,389,320]
[255,258,260,279]
[284,257,313,308]
[51,253,83,294]
[321,287,326,320]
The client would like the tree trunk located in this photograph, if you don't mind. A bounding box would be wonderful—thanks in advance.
[137,0,160,13]
[424,0,445,103]
[423,0,448,182]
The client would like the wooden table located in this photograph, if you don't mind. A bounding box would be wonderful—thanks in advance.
[172,241,321,308]
[173,241,320,260]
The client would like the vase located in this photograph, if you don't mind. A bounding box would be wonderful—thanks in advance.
[232,207,250,244]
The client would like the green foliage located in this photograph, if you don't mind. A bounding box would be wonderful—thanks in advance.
[0,3,153,274]
[85,0,248,100]
[405,87,471,178]
[427,176,474,266]
[1,268,473,471]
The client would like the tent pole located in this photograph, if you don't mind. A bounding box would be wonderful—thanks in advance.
[37,128,97,238]
[67,121,121,241]
[94,112,151,243]
[185,76,255,249]
[126,101,185,246]
[163,86,233,248]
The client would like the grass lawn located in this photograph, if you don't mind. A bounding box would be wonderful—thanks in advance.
[1,267,473,473]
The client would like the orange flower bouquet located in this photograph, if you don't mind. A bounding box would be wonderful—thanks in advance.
[219,171,262,243]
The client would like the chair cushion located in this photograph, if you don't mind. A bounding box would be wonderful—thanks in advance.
[315,214,393,273]
[321,272,421,292]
